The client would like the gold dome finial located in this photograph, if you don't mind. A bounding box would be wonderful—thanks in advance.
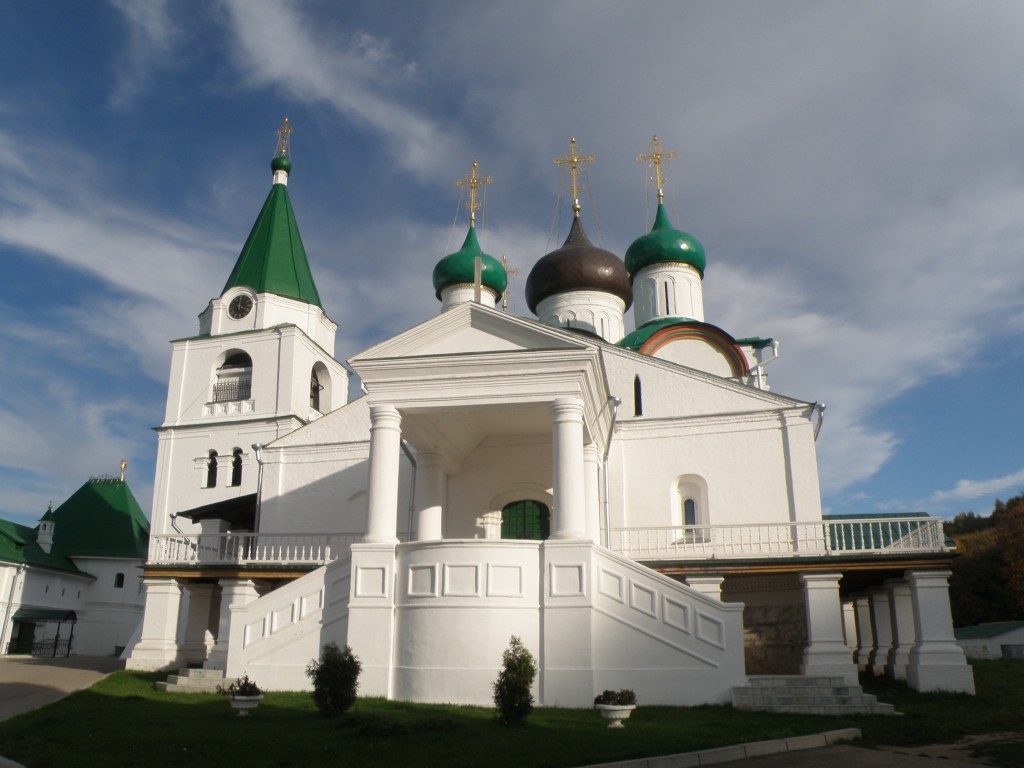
[637,134,677,204]
[119,459,127,482]
[554,137,595,215]
[454,161,493,227]
[275,117,293,157]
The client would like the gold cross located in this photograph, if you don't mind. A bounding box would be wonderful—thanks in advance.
[553,137,595,214]
[455,161,493,226]
[275,117,293,157]
[637,134,677,203]
[500,254,520,312]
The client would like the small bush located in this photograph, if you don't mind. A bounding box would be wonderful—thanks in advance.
[306,642,362,717]
[217,673,261,697]
[594,689,637,706]
[492,635,536,725]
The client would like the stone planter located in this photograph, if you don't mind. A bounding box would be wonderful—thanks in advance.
[229,694,263,716]
[595,703,636,729]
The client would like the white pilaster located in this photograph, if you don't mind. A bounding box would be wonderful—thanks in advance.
[551,398,587,540]
[841,600,857,651]
[125,578,183,670]
[885,578,914,681]
[346,543,398,699]
[685,576,724,601]
[180,583,217,665]
[206,579,259,670]
[906,570,975,693]
[583,444,601,544]
[413,450,444,541]
[853,595,874,671]
[365,405,402,544]
[799,573,858,684]
[867,588,893,676]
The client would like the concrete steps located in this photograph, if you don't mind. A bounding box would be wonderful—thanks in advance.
[732,675,896,716]
[155,667,226,694]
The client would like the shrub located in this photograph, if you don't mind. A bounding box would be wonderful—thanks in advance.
[594,689,637,706]
[306,642,362,717]
[492,635,536,725]
[217,673,261,697]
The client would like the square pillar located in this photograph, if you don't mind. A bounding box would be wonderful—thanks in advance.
[346,542,398,698]
[800,573,858,684]
[853,595,874,671]
[884,578,914,681]
[866,588,893,676]
[906,570,975,693]
[685,576,724,601]
[365,405,402,544]
[841,600,857,651]
[205,579,259,670]
[413,450,444,541]
[583,444,602,545]
[180,583,217,665]
[125,578,184,671]
[551,398,587,540]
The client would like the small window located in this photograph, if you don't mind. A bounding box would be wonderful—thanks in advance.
[633,375,643,417]
[500,500,550,541]
[206,450,219,488]
[230,448,243,487]
[684,499,697,527]
[114,573,125,589]
[310,369,322,411]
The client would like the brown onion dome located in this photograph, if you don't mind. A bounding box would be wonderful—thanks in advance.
[525,217,633,314]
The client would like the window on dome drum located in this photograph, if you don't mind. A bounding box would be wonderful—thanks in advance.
[206,450,218,488]
[230,448,243,487]
[114,573,125,589]
[633,375,643,417]
[500,500,550,541]
[663,281,672,315]
[213,352,252,403]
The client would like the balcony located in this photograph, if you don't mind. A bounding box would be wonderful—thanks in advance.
[148,532,362,567]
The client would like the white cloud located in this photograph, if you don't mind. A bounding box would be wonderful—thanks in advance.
[931,468,1024,503]
[107,0,179,107]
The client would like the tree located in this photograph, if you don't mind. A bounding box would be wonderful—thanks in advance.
[306,642,361,717]
[492,636,536,725]
[995,494,1024,611]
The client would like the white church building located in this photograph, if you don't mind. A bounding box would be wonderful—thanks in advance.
[125,131,974,707]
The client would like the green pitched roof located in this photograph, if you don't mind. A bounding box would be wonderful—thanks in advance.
[432,226,508,300]
[954,621,1024,640]
[222,165,323,308]
[625,203,705,280]
[0,518,85,576]
[48,478,150,559]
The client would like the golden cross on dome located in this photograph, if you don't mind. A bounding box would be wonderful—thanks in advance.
[553,137,595,215]
[637,134,677,203]
[455,161,493,226]
[501,254,520,312]
[119,458,127,482]
[275,117,293,157]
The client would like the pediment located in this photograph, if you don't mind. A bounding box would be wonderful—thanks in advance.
[350,303,589,364]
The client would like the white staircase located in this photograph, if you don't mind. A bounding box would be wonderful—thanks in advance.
[156,668,225,694]
[732,675,895,715]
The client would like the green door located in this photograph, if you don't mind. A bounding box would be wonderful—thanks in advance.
[500,500,550,540]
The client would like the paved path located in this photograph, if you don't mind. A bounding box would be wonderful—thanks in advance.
[0,655,123,723]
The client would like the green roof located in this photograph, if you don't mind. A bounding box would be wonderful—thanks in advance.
[954,621,1024,640]
[48,478,150,559]
[0,518,85,575]
[432,226,508,300]
[616,317,698,351]
[624,203,705,280]
[222,163,323,308]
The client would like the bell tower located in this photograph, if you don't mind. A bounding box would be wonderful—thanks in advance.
[149,120,349,537]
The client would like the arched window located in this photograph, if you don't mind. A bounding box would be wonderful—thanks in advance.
[500,500,550,541]
[206,450,219,488]
[230,448,243,487]
[683,498,697,527]
[633,375,643,417]
[310,369,322,411]
[674,475,709,543]
[213,351,252,403]
[310,362,331,414]
[114,573,125,589]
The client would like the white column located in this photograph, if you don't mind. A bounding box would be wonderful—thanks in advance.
[685,576,724,601]
[551,398,587,540]
[125,578,183,670]
[906,570,975,693]
[180,583,216,665]
[853,595,874,671]
[885,578,914,681]
[205,579,259,670]
[800,573,858,684]
[365,405,402,544]
[583,444,601,544]
[867,588,893,676]
[841,601,857,651]
[413,450,444,541]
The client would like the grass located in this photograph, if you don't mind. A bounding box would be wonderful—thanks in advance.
[0,661,1021,768]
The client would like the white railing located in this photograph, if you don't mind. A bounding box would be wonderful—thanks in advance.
[610,516,947,560]
[148,533,362,566]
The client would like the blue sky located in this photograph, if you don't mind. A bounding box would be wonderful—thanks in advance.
[2,0,1023,527]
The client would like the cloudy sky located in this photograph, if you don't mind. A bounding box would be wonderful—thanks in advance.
[2,0,1023,527]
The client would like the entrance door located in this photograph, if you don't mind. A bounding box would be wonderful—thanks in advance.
[500,500,550,541]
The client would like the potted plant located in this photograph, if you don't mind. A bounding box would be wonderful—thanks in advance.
[593,689,637,728]
[218,673,263,716]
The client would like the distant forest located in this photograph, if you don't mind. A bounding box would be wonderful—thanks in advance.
[945,492,1024,626]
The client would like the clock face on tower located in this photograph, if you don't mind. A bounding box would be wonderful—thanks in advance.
[228,295,253,319]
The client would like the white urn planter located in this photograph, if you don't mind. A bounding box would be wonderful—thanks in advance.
[595,703,636,729]
[229,694,263,717]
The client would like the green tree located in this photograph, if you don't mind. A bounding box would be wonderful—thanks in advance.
[995,494,1024,611]
[492,636,536,726]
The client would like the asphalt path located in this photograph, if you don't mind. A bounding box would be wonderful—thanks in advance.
[0,655,122,722]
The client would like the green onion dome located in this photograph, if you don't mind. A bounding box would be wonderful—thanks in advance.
[432,226,508,300]
[625,203,705,281]
[271,154,292,174]
[525,217,632,313]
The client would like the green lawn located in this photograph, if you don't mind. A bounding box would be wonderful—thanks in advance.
[0,661,1021,768]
